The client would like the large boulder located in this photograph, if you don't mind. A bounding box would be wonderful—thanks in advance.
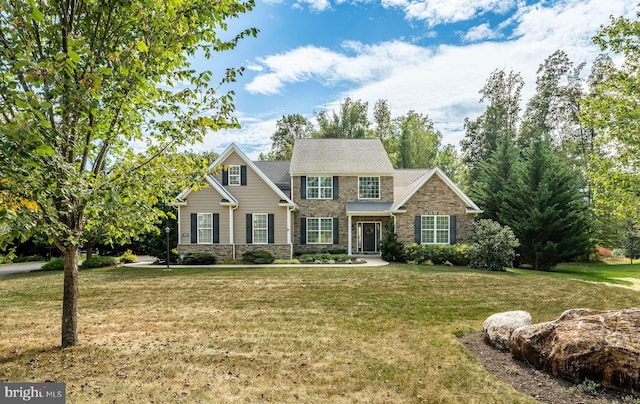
[510,308,640,395]
[483,310,532,350]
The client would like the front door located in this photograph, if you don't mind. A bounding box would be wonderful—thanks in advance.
[362,223,377,253]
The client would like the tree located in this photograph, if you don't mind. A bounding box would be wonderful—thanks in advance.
[580,11,640,223]
[499,138,592,270]
[0,0,256,347]
[260,114,314,161]
[471,136,520,223]
[394,110,441,169]
[622,221,640,264]
[461,69,523,180]
[315,97,372,138]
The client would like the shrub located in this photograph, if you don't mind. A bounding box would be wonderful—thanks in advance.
[273,258,301,264]
[0,255,11,264]
[403,243,426,263]
[13,255,46,263]
[182,252,217,265]
[595,246,613,260]
[467,219,519,271]
[118,249,137,263]
[380,220,403,262]
[81,256,118,269]
[41,257,64,271]
[242,250,274,264]
[327,248,347,255]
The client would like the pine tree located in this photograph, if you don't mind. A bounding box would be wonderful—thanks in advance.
[499,138,591,270]
[471,136,520,223]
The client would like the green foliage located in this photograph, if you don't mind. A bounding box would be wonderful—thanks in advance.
[12,255,45,263]
[0,255,10,264]
[41,258,64,271]
[315,97,372,139]
[273,259,301,265]
[118,250,137,264]
[467,220,520,272]
[298,253,352,263]
[380,220,402,262]
[81,256,118,269]
[402,243,470,266]
[622,223,640,264]
[242,250,274,264]
[259,114,314,161]
[182,253,218,265]
[499,138,592,270]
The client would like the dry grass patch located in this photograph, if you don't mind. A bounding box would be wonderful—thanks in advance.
[1,264,639,403]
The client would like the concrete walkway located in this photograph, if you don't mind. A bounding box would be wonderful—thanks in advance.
[0,261,45,276]
[125,256,389,269]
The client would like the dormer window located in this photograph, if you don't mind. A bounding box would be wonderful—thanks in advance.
[358,176,380,199]
[228,165,241,186]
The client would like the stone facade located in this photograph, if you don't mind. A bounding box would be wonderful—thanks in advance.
[395,175,474,245]
[179,243,292,260]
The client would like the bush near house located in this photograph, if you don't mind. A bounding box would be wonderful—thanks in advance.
[298,253,354,263]
[13,255,46,263]
[81,256,119,269]
[182,252,218,265]
[467,219,519,272]
[402,243,470,266]
[242,250,274,264]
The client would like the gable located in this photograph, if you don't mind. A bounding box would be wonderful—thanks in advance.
[394,168,481,214]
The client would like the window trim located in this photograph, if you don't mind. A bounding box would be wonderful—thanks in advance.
[306,176,333,199]
[306,217,334,245]
[421,215,450,245]
[228,165,241,186]
[252,213,268,244]
[358,176,380,200]
[197,213,213,244]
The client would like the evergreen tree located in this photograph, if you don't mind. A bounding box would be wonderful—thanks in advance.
[471,136,520,223]
[499,138,591,270]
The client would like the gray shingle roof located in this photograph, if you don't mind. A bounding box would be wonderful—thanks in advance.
[289,139,394,175]
[253,160,291,198]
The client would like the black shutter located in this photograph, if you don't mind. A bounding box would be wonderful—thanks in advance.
[449,215,457,245]
[268,214,275,244]
[213,213,220,244]
[415,216,421,244]
[300,218,306,244]
[333,217,339,244]
[191,214,198,244]
[222,168,228,185]
[300,176,306,199]
[333,176,339,200]
[246,214,252,244]
[240,165,247,186]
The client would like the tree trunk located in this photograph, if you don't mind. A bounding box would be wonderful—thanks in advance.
[86,243,94,260]
[62,246,79,348]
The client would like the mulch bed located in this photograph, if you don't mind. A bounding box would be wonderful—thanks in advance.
[458,331,636,403]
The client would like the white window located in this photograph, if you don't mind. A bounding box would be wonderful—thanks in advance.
[421,215,449,244]
[307,218,333,244]
[358,176,380,199]
[253,213,268,244]
[228,165,241,186]
[198,213,213,244]
[307,176,333,199]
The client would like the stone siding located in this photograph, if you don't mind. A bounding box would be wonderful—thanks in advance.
[395,175,475,245]
[178,243,292,261]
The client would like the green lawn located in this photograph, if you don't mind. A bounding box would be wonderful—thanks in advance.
[1,262,639,403]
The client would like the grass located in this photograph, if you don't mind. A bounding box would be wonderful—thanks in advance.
[0,262,639,403]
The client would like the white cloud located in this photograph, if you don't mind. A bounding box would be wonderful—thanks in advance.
[296,0,332,12]
[462,23,501,42]
[382,0,516,26]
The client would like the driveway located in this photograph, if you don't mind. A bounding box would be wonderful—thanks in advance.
[0,262,44,276]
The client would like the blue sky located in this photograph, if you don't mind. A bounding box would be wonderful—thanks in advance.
[193,0,637,159]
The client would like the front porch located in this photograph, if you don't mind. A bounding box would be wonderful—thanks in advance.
[346,202,394,256]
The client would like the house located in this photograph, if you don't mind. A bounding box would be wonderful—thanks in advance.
[174,138,481,260]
